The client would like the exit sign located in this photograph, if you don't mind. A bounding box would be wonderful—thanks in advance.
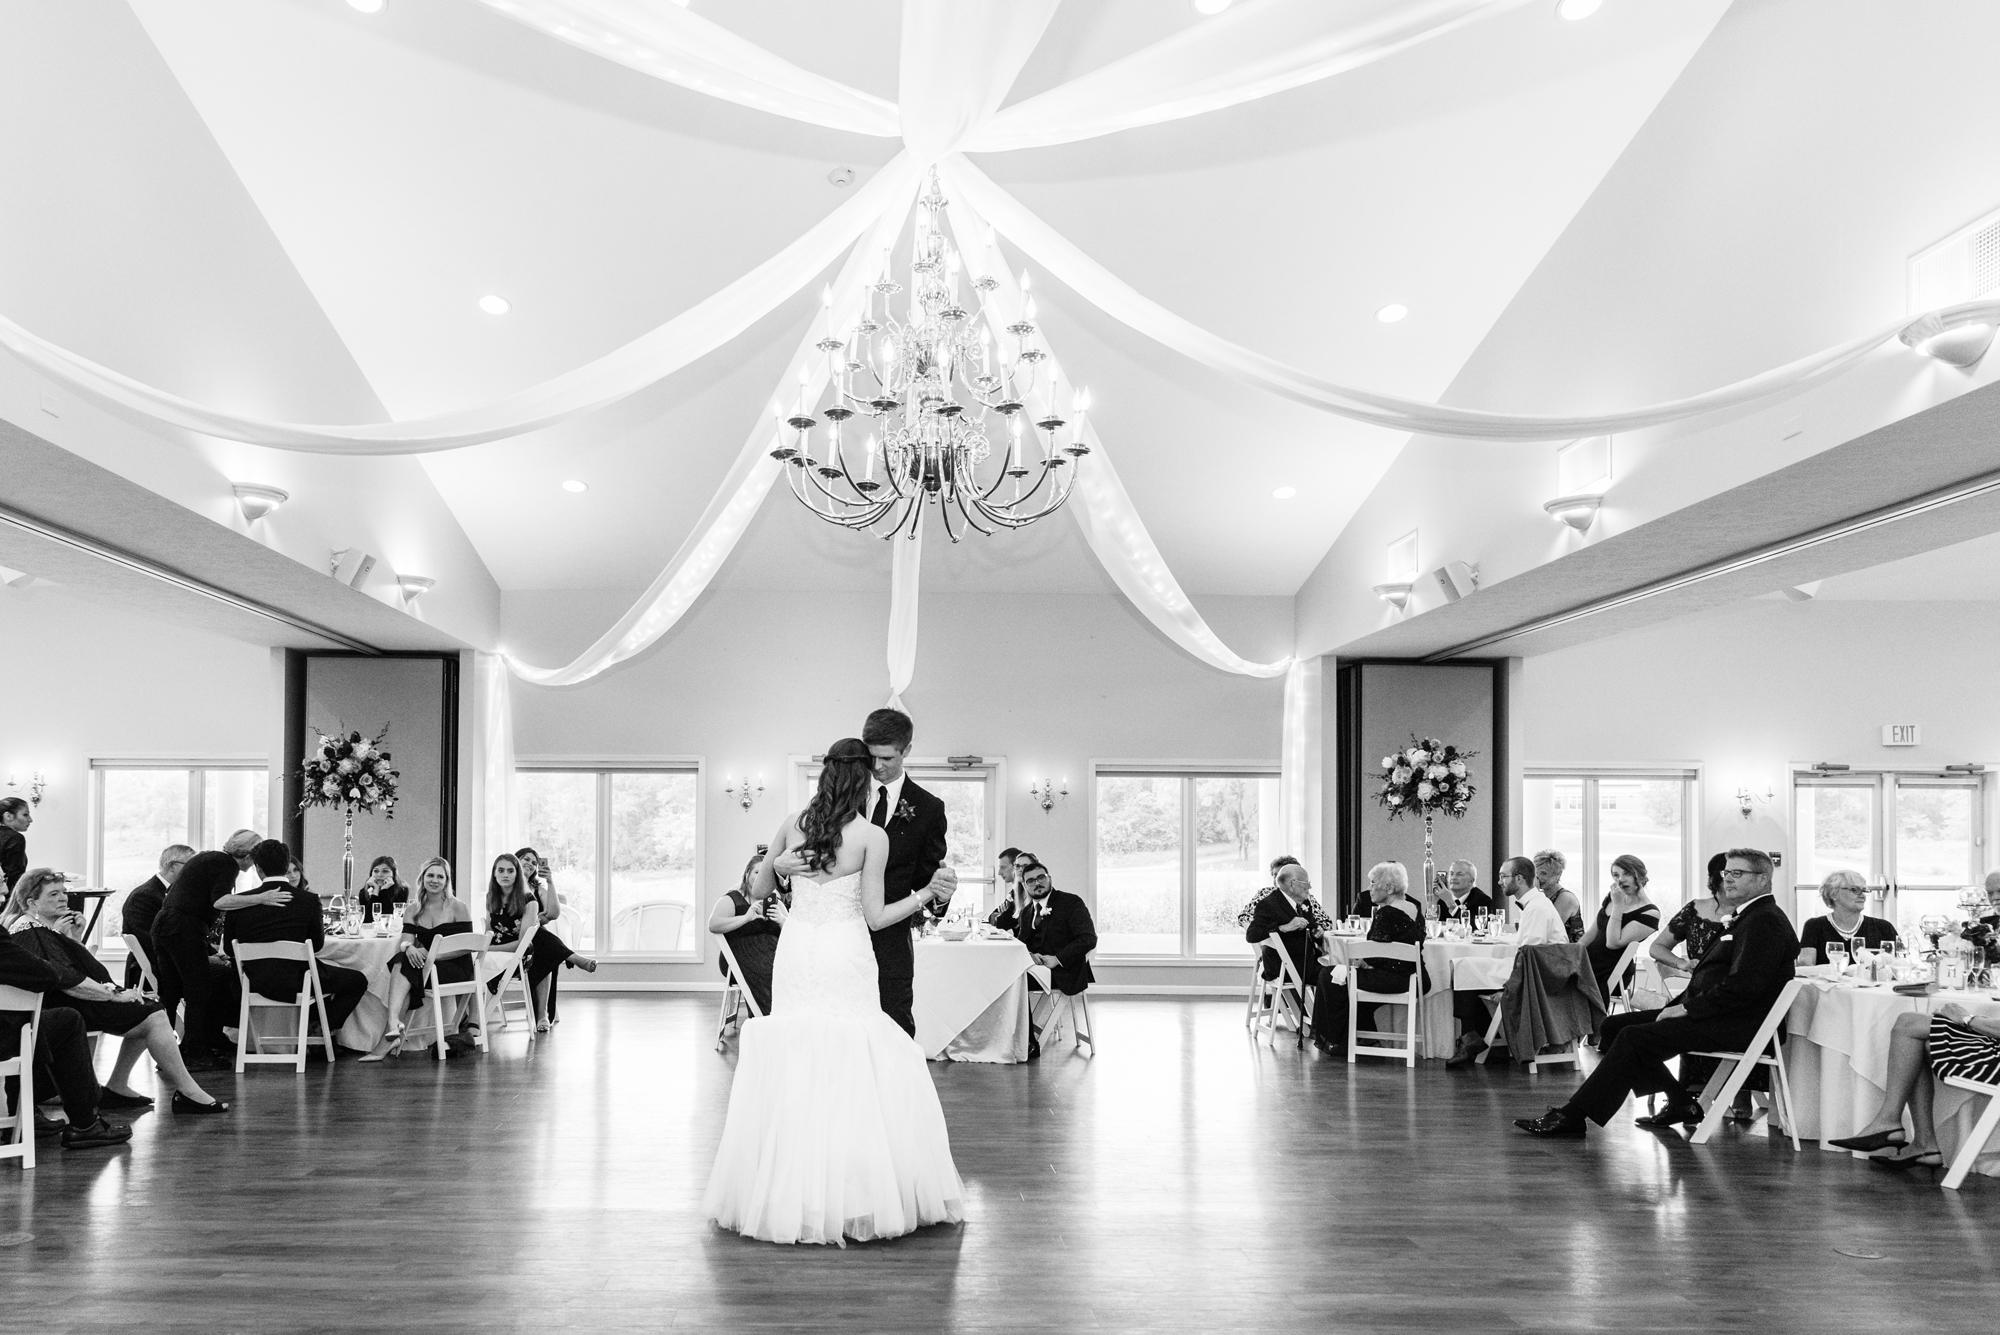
[1882,724,1921,747]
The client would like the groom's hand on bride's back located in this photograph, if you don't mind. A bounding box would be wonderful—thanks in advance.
[771,849,809,878]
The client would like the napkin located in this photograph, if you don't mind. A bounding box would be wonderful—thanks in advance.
[1892,980,1939,997]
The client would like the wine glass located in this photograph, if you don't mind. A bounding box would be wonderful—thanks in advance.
[1825,942,1849,977]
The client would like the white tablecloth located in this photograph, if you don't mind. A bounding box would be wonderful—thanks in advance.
[1322,935,1516,1058]
[913,935,1032,1062]
[317,934,403,1051]
[1785,980,2000,1176]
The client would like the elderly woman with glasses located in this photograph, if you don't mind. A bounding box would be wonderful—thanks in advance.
[1311,861,1428,1056]
[1797,869,1899,966]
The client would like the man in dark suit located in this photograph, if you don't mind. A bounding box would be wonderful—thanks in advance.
[121,844,193,989]
[0,796,32,893]
[1014,858,1097,1057]
[1245,862,1320,1009]
[1434,860,1496,922]
[773,708,956,1037]
[1516,847,1798,1138]
[223,840,369,1043]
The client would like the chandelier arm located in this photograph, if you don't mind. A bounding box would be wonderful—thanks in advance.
[952,489,995,537]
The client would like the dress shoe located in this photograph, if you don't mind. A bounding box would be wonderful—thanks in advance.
[1828,1128,1908,1153]
[33,1111,64,1139]
[1444,1037,1487,1069]
[61,1117,132,1150]
[1513,1107,1586,1138]
[98,1090,155,1112]
[171,1092,230,1116]
[1634,1100,1704,1129]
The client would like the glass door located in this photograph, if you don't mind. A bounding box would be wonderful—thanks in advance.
[1791,771,1983,932]
[1523,772,1694,917]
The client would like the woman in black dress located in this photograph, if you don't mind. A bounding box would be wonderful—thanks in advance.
[1312,862,1427,1054]
[708,849,788,1015]
[1797,869,1899,965]
[515,846,597,1029]
[1582,854,1661,999]
[362,856,475,1060]
[357,856,411,924]
[6,868,226,1112]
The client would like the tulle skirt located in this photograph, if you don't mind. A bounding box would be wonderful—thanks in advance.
[702,1009,965,1246]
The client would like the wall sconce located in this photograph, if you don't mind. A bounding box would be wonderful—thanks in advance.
[1372,581,1414,610]
[1899,309,1996,368]
[396,574,436,604]
[1029,777,1067,812]
[724,775,765,811]
[1542,493,1602,533]
[1735,783,1773,818]
[7,772,46,807]
[232,483,289,523]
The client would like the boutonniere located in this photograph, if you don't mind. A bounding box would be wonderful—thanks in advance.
[894,798,916,824]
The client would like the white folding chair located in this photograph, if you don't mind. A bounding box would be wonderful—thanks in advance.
[402,932,497,1060]
[484,944,538,1037]
[0,984,42,1170]
[232,942,337,1073]
[1348,941,1421,1067]
[1602,936,1652,1015]
[1941,1075,2000,1191]
[715,935,763,1051]
[1035,955,1097,1057]
[1247,942,1312,1049]
[121,933,161,999]
[1689,978,1804,1151]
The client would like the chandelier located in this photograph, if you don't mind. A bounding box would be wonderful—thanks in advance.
[772,175,1088,540]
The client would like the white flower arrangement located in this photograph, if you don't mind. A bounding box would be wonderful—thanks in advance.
[299,725,400,818]
[1375,735,1476,821]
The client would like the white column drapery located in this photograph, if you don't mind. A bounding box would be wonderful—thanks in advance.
[0,155,920,453]
[506,175,919,686]
[1280,655,1324,881]
[885,516,923,711]
[471,650,517,918]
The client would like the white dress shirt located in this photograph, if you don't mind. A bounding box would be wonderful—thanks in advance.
[1512,891,1568,947]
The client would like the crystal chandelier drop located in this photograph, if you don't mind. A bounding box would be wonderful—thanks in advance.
[773,175,1088,540]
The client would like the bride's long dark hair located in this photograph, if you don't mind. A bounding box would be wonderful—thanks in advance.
[796,738,874,872]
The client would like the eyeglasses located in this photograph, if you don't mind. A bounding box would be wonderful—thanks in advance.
[1719,868,1766,880]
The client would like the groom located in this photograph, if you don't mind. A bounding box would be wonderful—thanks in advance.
[778,707,954,1037]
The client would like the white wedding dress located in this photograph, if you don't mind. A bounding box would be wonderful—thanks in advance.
[701,868,965,1245]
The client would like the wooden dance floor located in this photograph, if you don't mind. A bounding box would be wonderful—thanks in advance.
[3,995,1995,1332]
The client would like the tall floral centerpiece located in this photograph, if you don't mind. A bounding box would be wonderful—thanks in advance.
[298,727,400,895]
[1374,735,1476,900]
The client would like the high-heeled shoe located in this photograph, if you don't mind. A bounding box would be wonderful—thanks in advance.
[171,1092,229,1116]
[1873,1147,1943,1169]
[1828,1128,1908,1153]
[358,1029,403,1062]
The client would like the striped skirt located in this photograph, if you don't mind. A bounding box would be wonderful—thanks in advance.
[1931,1016,2000,1085]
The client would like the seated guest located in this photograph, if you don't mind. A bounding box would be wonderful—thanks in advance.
[1313,862,1427,1056]
[1582,854,1661,999]
[121,844,192,989]
[1236,855,1304,931]
[357,856,411,923]
[1828,999,2000,1168]
[1533,849,1586,942]
[1798,869,1898,966]
[0,795,31,893]
[516,846,597,1030]
[152,843,287,1070]
[986,847,1024,929]
[1246,863,1321,1015]
[709,848,787,1016]
[1446,857,1570,1066]
[484,853,544,1019]
[1652,854,1729,982]
[1012,859,1097,1058]
[223,841,370,1053]
[6,868,226,1113]
[364,856,476,1060]
[1433,860,1496,922]
[0,928,130,1149]
[1515,848,1797,1138]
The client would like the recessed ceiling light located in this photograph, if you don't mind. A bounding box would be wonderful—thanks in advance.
[347,0,385,12]
[1555,0,1602,19]
[1193,0,1233,13]
[478,294,511,316]
[1376,303,1409,324]
[1272,486,1297,500]
[561,479,588,494]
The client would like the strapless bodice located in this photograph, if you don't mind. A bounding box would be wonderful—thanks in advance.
[786,872,864,928]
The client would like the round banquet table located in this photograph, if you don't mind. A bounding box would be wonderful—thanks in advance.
[1784,979,2000,1177]
[913,934,1033,1063]
[316,933,404,1051]
[1321,934,1516,1058]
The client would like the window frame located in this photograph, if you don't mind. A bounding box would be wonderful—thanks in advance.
[785,755,1006,917]
[1088,759,1282,963]
[1788,765,1989,926]
[1521,764,1702,920]
[87,756,271,952]
[515,755,705,962]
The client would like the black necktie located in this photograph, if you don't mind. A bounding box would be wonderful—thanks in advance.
[871,785,889,828]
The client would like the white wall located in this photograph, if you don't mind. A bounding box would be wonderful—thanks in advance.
[1517,597,2000,918]
[0,584,276,880]
[506,586,1291,989]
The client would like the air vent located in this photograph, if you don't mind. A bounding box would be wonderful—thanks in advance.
[1910,206,2000,310]
[1974,220,2000,298]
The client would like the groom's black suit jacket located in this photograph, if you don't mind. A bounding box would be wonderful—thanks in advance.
[870,777,948,1036]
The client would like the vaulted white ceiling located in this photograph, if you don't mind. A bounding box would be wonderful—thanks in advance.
[16,0,1731,605]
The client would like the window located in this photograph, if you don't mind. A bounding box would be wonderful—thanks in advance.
[1523,769,1695,918]
[90,761,269,949]
[516,765,699,956]
[789,758,1000,921]
[1793,772,1983,932]
[1092,767,1282,958]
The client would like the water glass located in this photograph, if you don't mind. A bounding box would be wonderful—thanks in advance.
[1825,943,1849,977]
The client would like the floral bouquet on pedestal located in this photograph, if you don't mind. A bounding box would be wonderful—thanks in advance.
[1374,735,1476,899]
[298,726,400,896]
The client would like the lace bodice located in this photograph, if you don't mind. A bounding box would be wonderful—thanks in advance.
[768,871,877,1017]
[786,873,865,927]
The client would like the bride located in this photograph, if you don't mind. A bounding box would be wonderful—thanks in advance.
[702,737,966,1245]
